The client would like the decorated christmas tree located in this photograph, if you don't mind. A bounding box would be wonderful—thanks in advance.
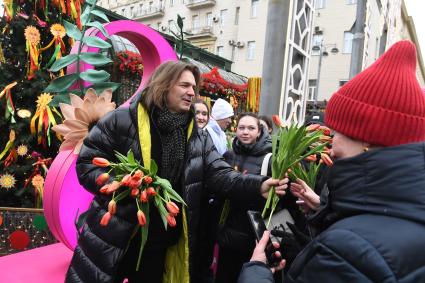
[0,0,82,207]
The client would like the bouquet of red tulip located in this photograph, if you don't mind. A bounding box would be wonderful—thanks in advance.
[262,116,332,227]
[92,150,186,271]
[288,123,333,190]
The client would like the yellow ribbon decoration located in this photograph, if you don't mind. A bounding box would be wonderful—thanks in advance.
[0,43,5,63]
[0,81,18,122]
[0,130,15,161]
[24,26,41,79]
[30,93,61,146]
[0,81,17,99]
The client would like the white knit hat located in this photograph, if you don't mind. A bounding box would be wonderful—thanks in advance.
[211,98,234,120]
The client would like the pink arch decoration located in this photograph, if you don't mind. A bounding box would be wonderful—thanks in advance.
[44,20,177,250]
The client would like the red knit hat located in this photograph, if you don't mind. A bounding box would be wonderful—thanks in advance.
[325,40,425,146]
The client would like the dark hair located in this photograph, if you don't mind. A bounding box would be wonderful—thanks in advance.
[237,112,261,129]
[258,115,273,130]
[139,61,201,110]
[191,99,210,116]
[191,99,210,125]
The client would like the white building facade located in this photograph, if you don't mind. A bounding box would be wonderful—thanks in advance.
[97,0,269,78]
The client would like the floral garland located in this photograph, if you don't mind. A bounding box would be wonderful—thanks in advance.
[115,50,144,76]
[200,67,248,101]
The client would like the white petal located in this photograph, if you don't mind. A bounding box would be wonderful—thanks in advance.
[64,119,89,131]
[74,108,91,124]
[59,103,76,120]
[52,124,71,136]
[69,94,84,108]
[84,88,98,103]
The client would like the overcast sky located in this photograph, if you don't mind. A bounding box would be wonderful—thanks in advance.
[0,1,423,58]
[404,0,425,60]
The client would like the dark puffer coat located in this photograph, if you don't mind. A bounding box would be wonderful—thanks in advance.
[219,129,271,251]
[65,95,267,283]
[239,142,425,283]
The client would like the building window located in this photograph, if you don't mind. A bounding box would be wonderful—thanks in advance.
[347,0,357,4]
[311,34,323,55]
[130,6,134,17]
[138,4,143,15]
[220,9,227,25]
[170,0,174,6]
[247,41,255,60]
[315,0,326,9]
[157,22,162,29]
[206,12,213,27]
[149,1,153,11]
[308,80,317,101]
[217,46,224,57]
[192,15,199,31]
[343,31,354,53]
[121,8,126,16]
[339,80,348,86]
[251,0,259,18]
[235,7,240,25]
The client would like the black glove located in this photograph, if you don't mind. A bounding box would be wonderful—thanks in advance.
[286,222,311,248]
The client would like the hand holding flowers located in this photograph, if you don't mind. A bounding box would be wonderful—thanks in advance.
[92,150,186,271]
[262,116,333,227]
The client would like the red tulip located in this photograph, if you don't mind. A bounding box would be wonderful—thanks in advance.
[319,126,331,136]
[304,154,317,162]
[106,181,121,194]
[166,214,177,227]
[321,153,334,166]
[100,212,112,226]
[137,210,146,226]
[130,188,139,198]
[128,178,142,189]
[99,184,109,194]
[272,115,284,127]
[120,174,132,186]
[306,124,320,132]
[96,173,110,186]
[166,202,180,216]
[143,176,153,185]
[146,187,157,196]
[319,135,333,143]
[92,157,110,167]
[140,190,148,203]
[132,170,144,180]
[108,200,117,215]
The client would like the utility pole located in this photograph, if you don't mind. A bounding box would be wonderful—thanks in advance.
[259,0,290,116]
[349,0,366,79]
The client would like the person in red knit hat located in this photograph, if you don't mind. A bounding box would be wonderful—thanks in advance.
[238,40,425,283]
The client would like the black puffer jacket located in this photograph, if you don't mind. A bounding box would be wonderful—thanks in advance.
[65,95,267,283]
[219,129,271,252]
[239,142,425,283]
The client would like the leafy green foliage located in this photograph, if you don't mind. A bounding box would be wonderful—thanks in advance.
[44,0,119,96]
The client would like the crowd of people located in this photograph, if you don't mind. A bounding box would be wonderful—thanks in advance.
[65,40,425,283]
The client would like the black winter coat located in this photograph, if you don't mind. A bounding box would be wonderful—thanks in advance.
[65,95,267,283]
[219,129,271,252]
[239,142,425,283]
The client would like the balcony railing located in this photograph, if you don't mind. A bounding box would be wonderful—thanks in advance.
[133,6,165,20]
[185,26,215,39]
[186,0,216,9]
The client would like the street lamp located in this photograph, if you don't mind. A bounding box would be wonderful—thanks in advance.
[312,40,339,104]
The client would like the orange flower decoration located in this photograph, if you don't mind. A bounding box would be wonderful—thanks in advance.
[50,23,66,38]
[24,26,41,45]
[52,89,116,154]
